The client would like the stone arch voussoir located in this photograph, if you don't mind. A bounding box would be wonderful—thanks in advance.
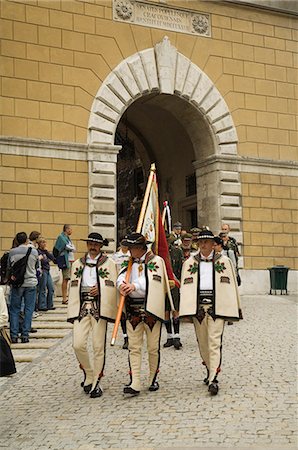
[88,36,238,156]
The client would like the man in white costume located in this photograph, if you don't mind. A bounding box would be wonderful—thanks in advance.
[180,229,242,396]
[117,232,174,397]
[67,233,118,398]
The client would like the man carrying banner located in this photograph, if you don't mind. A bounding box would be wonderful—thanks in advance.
[117,232,174,397]
[67,233,118,398]
[179,229,243,396]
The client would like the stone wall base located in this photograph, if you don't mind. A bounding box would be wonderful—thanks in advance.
[238,269,298,296]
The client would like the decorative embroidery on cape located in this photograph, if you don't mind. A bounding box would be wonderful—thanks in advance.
[121,260,129,269]
[98,267,109,279]
[153,274,161,282]
[220,276,230,283]
[184,277,193,284]
[147,261,159,272]
[188,263,198,274]
[104,279,114,287]
[74,266,84,278]
[214,261,226,273]
[71,279,79,287]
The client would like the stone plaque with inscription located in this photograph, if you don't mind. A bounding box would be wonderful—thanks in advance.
[113,0,211,37]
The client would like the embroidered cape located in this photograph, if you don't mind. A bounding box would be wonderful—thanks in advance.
[67,253,118,323]
[180,253,242,321]
[117,251,175,321]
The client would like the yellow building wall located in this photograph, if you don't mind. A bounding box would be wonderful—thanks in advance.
[0,153,88,254]
[0,0,297,268]
[241,172,298,270]
[0,0,296,161]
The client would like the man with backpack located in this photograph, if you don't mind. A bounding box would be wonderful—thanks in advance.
[7,232,39,343]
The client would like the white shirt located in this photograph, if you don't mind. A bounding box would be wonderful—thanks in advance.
[81,253,100,287]
[111,249,131,272]
[199,251,214,291]
[116,252,148,298]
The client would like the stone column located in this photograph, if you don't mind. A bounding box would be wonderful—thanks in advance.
[88,144,121,252]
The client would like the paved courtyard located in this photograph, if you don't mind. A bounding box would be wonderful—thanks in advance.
[0,294,297,450]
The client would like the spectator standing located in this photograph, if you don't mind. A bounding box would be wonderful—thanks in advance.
[37,237,56,311]
[7,232,39,343]
[190,227,202,252]
[54,224,76,304]
[169,221,183,247]
[0,286,16,377]
[29,231,41,248]
[221,223,240,261]
[181,232,196,260]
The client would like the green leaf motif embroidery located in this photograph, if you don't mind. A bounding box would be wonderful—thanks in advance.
[147,261,159,272]
[188,263,198,274]
[74,266,84,279]
[215,261,226,273]
[121,260,129,269]
[98,268,109,279]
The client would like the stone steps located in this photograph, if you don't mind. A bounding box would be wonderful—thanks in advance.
[11,297,72,364]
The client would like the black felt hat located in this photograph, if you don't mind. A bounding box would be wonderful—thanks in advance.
[81,232,109,246]
[198,230,215,240]
[121,232,150,247]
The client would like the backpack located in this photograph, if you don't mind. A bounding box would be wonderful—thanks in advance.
[9,247,32,288]
[0,252,9,285]
[53,246,59,258]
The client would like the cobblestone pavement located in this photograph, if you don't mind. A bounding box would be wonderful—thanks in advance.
[0,294,297,450]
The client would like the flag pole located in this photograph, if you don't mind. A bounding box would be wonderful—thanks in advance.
[110,163,156,346]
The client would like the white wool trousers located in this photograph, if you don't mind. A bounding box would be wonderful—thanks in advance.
[193,308,225,385]
[127,320,161,392]
[73,315,107,389]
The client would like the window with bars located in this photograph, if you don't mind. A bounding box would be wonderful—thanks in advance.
[186,173,197,197]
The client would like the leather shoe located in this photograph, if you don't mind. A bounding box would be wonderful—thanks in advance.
[163,338,174,348]
[208,382,219,396]
[148,381,159,392]
[30,328,38,333]
[48,307,56,310]
[122,337,129,349]
[123,386,140,397]
[173,338,182,349]
[83,384,92,394]
[21,337,29,343]
[38,308,48,311]
[11,337,18,344]
[90,381,103,398]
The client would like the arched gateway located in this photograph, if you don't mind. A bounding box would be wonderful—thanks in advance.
[87,37,242,251]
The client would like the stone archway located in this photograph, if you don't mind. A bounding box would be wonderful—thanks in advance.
[87,37,242,250]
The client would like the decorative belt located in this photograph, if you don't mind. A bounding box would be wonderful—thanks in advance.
[81,291,98,302]
[126,297,145,312]
[199,290,213,305]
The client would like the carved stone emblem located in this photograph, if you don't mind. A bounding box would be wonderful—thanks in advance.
[192,14,209,35]
[115,0,133,20]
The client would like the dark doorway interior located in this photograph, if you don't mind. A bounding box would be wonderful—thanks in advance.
[115,130,145,243]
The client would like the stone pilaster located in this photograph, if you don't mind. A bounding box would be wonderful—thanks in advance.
[88,144,121,251]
